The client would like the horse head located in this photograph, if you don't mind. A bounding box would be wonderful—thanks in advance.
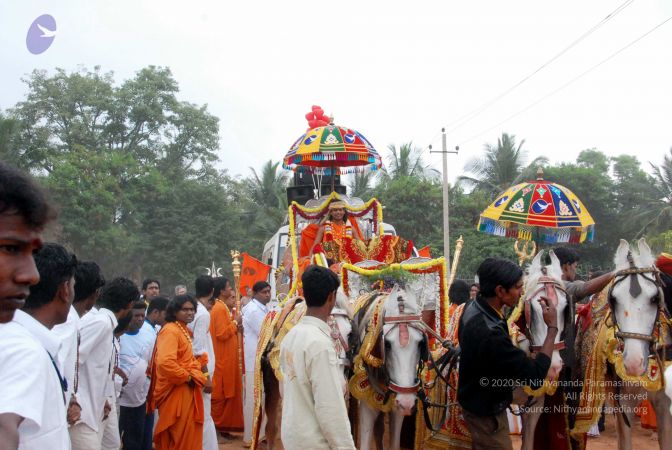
[525,249,567,380]
[329,287,354,371]
[611,238,662,376]
[382,284,425,416]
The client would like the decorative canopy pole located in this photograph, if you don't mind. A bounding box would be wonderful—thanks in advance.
[230,250,243,376]
[445,235,465,330]
[447,235,464,290]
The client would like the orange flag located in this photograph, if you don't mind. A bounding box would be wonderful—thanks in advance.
[418,246,431,258]
[240,252,272,296]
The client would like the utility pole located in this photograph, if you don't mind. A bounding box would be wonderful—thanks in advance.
[430,128,458,267]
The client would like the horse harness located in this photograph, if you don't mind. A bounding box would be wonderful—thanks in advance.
[523,266,567,353]
[328,306,352,368]
[607,251,667,345]
[356,291,456,432]
[606,251,668,427]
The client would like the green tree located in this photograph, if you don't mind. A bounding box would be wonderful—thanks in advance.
[610,154,658,238]
[380,142,438,183]
[544,150,618,272]
[242,160,290,255]
[374,176,443,247]
[7,66,229,287]
[633,149,672,237]
[459,132,547,198]
[348,172,375,199]
[0,111,21,166]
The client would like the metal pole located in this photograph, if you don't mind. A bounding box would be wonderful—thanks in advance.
[441,128,450,266]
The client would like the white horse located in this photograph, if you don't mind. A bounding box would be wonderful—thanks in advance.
[354,285,426,450]
[666,365,672,416]
[330,287,354,388]
[607,238,672,450]
[513,250,569,450]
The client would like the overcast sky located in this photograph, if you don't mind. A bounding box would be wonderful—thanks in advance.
[2,1,671,183]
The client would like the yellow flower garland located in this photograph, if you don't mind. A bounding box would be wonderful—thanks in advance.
[341,257,449,337]
[286,192,385,299]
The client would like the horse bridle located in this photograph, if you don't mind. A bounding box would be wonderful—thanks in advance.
[362,293,449,395]
[523,266,567,353]
[379,295,426,395]
[607,251,666,344]
[328,307,352,367]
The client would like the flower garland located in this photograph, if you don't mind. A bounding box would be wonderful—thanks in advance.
[175,321,193,345]
[340,257,449,337]
[290,191,384,231]
[286,192,385,298]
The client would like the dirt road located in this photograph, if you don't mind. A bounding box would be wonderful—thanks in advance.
[218,412,658,449]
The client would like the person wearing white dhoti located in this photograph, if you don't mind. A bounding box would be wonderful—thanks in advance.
[242,281,271,445]
[0,243,76,450]
[190,276,219,450]
[280,266,355,450]
[71,277,138,450]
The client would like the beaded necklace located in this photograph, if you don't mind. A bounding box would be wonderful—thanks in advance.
[176,321,193,344]
[73,330,80,394]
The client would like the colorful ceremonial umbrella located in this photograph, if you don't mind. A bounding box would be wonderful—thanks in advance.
[282,106,383,177]
[477,168,595,245]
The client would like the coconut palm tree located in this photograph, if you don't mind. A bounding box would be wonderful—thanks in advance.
[380,142,438,182]
[634,148,672,237]
[458,133,547,198]
[348,172,375,199]
[245,160,290,237]
[247,160,289,209]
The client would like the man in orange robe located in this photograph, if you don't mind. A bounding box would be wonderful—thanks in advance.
[147,296,207,450]
[210,277,244,434]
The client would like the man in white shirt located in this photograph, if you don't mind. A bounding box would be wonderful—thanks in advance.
[118,300,154,450]
[280,266,355,450]
[137,295,169,450]
[189,276,218,450]
[242,281,271,445]
[0,242,76,450]
[71,277,138,450]
[52,260,105,427]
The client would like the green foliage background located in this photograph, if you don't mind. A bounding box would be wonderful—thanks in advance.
[2,66,671,289]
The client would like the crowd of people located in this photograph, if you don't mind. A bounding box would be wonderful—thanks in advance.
[0,161,274,450]
[2,154,670,450]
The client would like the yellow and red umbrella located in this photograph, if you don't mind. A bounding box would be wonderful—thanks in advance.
[477,169,595,244]
[283,105,383,176]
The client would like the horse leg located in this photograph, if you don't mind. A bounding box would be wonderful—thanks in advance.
[387,410,405,450]
[521,395,543,450]
[373,414,384,450]
[264,372,283,450]
[613,384,639,450]
[358,403,379,450]
[651,389,672,450]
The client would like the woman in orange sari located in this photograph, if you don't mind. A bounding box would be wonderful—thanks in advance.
[147,295,207,450]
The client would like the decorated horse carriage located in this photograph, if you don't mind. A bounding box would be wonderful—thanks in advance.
[243,106,672,450]
[246,107,460,449]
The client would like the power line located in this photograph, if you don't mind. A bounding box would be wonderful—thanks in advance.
[458,14,672,146]
[423,0,636,149]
